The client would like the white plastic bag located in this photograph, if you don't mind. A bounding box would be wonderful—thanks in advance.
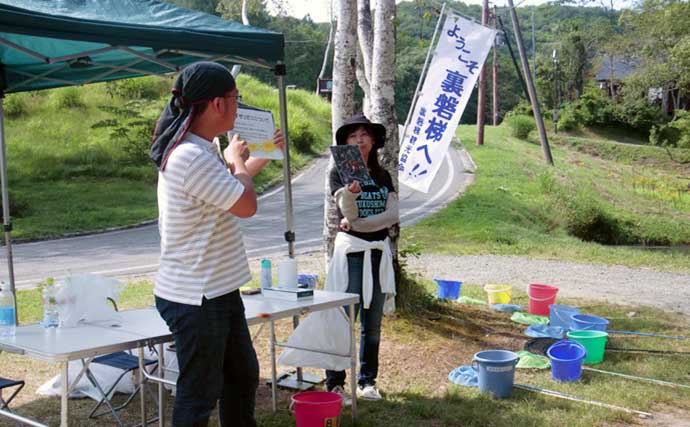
[56,274,124,327]
[277,308,351,371]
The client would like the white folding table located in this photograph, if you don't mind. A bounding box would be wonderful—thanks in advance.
[0,290,359,427]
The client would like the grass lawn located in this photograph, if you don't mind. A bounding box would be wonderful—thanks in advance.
[4,278,690,426]
[404,124,690,273]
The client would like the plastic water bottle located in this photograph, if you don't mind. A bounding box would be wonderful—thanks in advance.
[41,278,59,328]
[0,283,16,338]
[260,259,272,288]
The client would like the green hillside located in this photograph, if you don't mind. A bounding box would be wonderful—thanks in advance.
[2,74,332,240]
[404,125,690,272]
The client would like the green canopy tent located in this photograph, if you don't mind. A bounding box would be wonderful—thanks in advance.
[0,0,297,312]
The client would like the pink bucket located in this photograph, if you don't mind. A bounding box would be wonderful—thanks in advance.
[528,284,559,316]
[292,391,343,427]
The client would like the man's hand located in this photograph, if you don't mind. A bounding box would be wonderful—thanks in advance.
[347,181,361,194]
[225,133,250,165]
[272,128,285,152]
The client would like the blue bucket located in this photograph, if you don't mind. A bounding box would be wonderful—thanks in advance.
[549,304,580,330]
[570,314,609,332]
[546,340,586,382]
[435,279,461,300]
[472,350,519,399]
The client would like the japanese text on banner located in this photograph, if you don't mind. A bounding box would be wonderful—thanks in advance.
[398,13,496,193]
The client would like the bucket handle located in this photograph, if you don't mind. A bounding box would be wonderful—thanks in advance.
[527,286,558,301]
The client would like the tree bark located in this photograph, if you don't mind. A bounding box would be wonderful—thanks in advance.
[318,0,335,81]
[369,0,399,255]
[324,0,358,260]
[357,0,374,115]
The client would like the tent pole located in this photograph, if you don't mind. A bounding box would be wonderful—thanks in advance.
[275,63,295,258]
[0,96,17,324]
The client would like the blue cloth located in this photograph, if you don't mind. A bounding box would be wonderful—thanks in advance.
[490,304,523,313]
[326,250,384,389]
[156,291,259,427]
[525,324,566,339]
[448,366,478,387]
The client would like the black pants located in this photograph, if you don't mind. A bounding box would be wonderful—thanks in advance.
[156,291,259,427]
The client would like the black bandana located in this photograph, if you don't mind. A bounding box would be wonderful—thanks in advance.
[150,61,236,170]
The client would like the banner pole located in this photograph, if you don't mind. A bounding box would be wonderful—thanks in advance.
[399,2,447,145]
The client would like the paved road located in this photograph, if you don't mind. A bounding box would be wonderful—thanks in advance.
[3,148,471,290]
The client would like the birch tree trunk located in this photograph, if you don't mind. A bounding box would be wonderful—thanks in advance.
[231,0,249,77]
[357,0,374,115]
[324,0,358,260]
[318,0,335,81]
[369,0,399,256]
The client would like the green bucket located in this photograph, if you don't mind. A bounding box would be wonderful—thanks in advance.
[566,330,608,364]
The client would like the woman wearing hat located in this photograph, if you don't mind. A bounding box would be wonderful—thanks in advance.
[325,113,398,403]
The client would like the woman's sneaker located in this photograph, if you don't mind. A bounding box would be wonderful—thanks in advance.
[357,384,382,400]
[328,385,352,406]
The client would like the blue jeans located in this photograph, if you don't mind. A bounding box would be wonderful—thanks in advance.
[156,291,259,427]
[326,250,384,389]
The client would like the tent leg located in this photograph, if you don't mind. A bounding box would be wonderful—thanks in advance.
[275,64,295,258]
[0,98,17,324]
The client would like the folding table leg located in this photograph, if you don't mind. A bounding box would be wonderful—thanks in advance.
[139,348,146,426]
[349,303,357,421]
[157,343,165,427]
[270,320,277,412]
[61,362,68,427]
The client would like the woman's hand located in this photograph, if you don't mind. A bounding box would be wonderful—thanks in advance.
[339,217,351,231]
[347,181,361,194]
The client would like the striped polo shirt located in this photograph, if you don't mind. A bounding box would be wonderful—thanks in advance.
[154,133,251,305]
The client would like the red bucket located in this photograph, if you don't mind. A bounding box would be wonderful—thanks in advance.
[292,391,343,427]
[528,284,558,316]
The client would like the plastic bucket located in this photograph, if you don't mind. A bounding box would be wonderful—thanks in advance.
[546,340,586,382]
[528,284,559,316]
[292,391,343,427]
[567,330,608,365]
[549,304,580,330]
[484,284,513,305]
[570,314,609,332]
[472,350,519,399]
[435,278,461,300]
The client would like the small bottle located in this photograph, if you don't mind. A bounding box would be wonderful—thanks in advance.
[260,259,272,288]
[41,278,59,328]
[0,282,16,338]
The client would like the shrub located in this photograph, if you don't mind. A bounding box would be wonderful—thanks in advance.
[557,104,581,132]
[507,115,535,139]
[4,94,28,117]
[561,192,627,244]
[612,98,663,132]
[577,89,613,126]
[105,76,170,100]
[51,87,84,109]
[650,110,690,149]
[288,114,317,153]
[506,100,533,117]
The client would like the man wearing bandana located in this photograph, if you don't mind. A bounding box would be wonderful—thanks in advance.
[150,61,283,427]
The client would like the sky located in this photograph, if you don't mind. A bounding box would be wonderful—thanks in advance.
[272,0,567,23]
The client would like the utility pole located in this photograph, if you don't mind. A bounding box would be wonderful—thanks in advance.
[531,11,536,80]
[507,0,553,165]
[476,0,489,145]
[492,5,499,126]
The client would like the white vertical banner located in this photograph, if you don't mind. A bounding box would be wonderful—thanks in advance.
[399,13,496,193]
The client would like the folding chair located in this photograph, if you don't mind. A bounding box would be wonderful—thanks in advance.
[0,377,24,411]
[85,351,158,426]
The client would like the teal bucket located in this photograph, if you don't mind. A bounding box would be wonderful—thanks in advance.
[472,350,519,399]
[549,304,580,330]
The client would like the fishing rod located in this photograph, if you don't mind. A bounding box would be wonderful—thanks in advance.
[514,383,653,419]
[583,367,690,390]
[606,346,690,356]
[608,330,690,341]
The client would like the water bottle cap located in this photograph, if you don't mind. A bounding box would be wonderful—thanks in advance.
[261,259,271,268]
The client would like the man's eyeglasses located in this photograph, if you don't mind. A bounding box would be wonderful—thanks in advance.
[224,93,242,102]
